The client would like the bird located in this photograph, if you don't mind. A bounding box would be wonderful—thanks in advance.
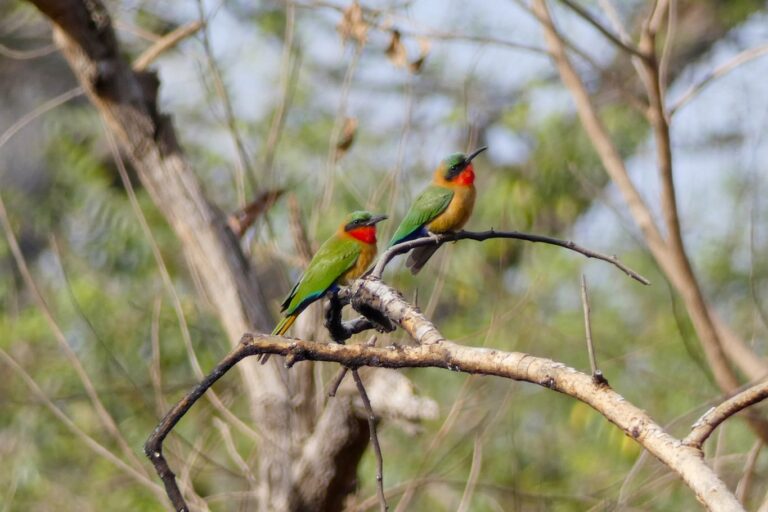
[272,210,388,337]
[388,146,486,274]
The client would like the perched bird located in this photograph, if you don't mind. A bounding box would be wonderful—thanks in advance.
[272,210,388,337]
[389,146,486,274]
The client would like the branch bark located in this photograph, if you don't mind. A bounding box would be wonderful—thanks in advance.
[155,329,745,512]
[686,379,768,449]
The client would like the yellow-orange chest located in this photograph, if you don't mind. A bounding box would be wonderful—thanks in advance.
[427,184,476,233]
[340,241,377,284]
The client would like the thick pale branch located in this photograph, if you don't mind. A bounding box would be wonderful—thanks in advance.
[148,271,745,511]
[237,333,742,512]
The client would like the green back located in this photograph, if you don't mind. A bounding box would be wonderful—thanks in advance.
[389,185,453,246]
[281,233,362,315]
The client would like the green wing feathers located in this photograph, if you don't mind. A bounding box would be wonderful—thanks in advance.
[280,236,362,316]
[389,185,453,246]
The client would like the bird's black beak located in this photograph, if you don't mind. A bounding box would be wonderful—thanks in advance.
[465,146,488,163]
[365,214,388,226]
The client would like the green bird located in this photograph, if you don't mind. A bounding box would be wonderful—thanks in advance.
[272,210,388,336]
[389,146,486,273]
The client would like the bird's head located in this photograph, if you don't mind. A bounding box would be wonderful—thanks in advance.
[434,146,487,186]
[342,210,388,244]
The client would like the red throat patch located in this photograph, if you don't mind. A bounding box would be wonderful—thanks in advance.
[348,226,377,244]
[456,164,475,186]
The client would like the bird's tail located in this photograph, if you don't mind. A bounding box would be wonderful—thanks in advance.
[260,314,297,364]
[272,314,297,336]
[406,245,440,275]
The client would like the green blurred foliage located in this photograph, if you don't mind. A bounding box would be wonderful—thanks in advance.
[2,0,768,511]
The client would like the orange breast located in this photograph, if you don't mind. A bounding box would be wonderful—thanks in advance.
[427,184,476,233]
[340,242,377,284]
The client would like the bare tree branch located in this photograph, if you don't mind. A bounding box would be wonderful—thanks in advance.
[670,43,768,115]
[580,274,606,384]
[132,20,203,72]
[149,328,746,512]
[195,0,255,203]
[685,379,768,449]
[351,369,387,512]
[557,0,647,60]
[373,229,650,284]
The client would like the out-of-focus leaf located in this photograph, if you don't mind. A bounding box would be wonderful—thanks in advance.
[227,189,284,238]
[409,37,431,73]
[385,29,407,68]
[337,1,368,45]
[334,117,358,162]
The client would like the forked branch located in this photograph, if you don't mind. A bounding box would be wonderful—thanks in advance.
[147,330,744,512]
[147,273,747,511]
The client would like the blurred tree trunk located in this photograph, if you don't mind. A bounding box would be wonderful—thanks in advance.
[23,1,371,510]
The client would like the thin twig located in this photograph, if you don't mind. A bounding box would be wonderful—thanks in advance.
[557,0,647,60]
[328,336,378,397]
[328,367,349,398]
[735,440,762,505]
[580,275,606,384]
[195,0,256,203]
[263,2,299,178]
[145,336,257,512]
[669,43,768,115]
[0,41,57,59]
[0,189,148,474]
[0,348,167,500]
[456,434,483,512]
[685,379,768,449]
[658,0,676,99]
[351,369,387,512]
[132,20,203,72]
[0,86,83,150]
[372,229,650,285]
[150,296,167,417]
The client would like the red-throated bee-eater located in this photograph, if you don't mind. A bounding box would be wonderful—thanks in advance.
[272,211,388,336]
[388,146,486,273]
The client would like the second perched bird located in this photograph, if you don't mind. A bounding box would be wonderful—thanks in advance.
[272,210,388,337]
[389,146,486,274]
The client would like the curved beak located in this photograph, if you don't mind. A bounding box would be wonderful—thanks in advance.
[466,146,488,163]
[365,214,388,226]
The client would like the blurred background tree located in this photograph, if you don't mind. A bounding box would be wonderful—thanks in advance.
[2,0,768,510]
